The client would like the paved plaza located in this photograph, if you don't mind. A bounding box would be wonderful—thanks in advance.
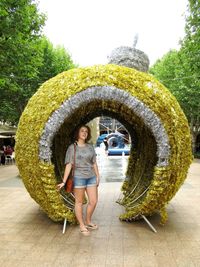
[0,157,200,267]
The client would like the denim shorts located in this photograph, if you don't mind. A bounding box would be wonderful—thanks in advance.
[74,176,97,189]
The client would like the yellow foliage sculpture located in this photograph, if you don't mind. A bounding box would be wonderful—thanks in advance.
[15,64,193,224]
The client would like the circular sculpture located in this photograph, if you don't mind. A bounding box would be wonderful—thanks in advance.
[15,64,192,224]
[107,133,125,149]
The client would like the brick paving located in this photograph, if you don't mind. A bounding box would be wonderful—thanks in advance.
[0,159,200,267]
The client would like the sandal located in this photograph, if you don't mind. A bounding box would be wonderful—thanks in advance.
[80,227,90,236]
[86,223,98,230]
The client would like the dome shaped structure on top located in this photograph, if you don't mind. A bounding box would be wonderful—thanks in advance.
[108,44,150,73]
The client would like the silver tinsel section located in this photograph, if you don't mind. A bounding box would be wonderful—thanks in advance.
[108,47,150,72]
[39,86,170,166]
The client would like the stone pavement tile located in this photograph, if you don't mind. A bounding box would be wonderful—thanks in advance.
[70,264,92,267]
[151,245,173,258]
[181,241,200,258]
[176,229,200,242]
[88,255,107,267]
[137,235,159,249]
[106,239,123,254]
[110,216,125,226]
[57,243,80,259]
[1,231,33,243]
[76,244,93,255]
[96,215,113,226]
[123,254,142,267]
[88,264,105,267]
[192,258,200,267]
[139,247,157,258]
[170,243,197,266]
[91,225,110,238]
[43,242,65,254]
[173,222,197,233]
[61,234,83,246]
[58,243,79,254]
[0,240,35,251]
[2,259,57,267]
[35,231,58,245]
[155,256,178,267]
[123,224,139,239]
[0,165,19,182]
[167,241,186,257]
[123,242,140,256]
[105,252,124,267]
[163,231,182,243]
[51,231,75,245]
[5,249,28,260]
[108,225,124,239]
[54,257,74,267]
[136,227,160,241]
[90,238,109,254]
[174,256,196,267]
[34,251,59,262]
[69,253,92,266]
[139,256,159,267]
[0,249,12,260]
[22,244,48,260]
[123,231,139,242]
[0,225,20,235]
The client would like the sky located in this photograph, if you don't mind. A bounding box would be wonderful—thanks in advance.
[38,0,188,67]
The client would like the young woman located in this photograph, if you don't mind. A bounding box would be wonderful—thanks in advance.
[57,125,100,235]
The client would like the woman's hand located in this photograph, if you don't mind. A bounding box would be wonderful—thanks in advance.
[93,162,100,187]
[57,182,65,190]
[96,176,100,187]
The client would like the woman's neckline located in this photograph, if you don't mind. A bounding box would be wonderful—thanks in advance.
[76,142,87,147]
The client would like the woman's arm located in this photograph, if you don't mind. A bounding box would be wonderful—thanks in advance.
[57,162,72,189]
[93,162,100,186]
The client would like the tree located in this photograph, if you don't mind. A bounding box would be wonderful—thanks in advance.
[0,1,77,125]
[0,0,46,124]
[150,0,200,153]
[0,0,46,83]
[180,0,200,150]
[36,37,77,86]
[150,49,199,117]
[182,0,200,74]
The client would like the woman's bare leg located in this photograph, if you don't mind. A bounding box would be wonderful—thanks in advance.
[74,188,86,229]
[85,186,98,225]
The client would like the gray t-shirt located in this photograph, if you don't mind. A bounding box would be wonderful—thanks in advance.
[64,143,96,178]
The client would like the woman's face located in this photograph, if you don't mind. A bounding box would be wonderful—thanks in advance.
[78,127,88,141]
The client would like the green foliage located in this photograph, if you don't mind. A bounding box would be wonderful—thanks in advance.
[150,50,200,120]
[0,0,46,80]
[180,0,200,121]
[36,37,77,86]
[0,0,46,124]
[150,0,200,152]
[194,152,200,159]
[0,1,76,125]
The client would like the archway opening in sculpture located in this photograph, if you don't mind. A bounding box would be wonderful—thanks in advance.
[51,97,158,206]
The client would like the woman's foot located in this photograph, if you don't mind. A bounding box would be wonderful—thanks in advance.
[86,223,98,230]
[80,225,90,236]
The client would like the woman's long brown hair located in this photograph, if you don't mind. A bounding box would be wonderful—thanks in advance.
[74,125,91,143]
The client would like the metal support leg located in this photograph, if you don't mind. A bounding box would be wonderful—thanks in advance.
[62,218,67,234]
[141,215,157,233]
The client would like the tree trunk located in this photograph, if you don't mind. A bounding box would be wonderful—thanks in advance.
[190,115,200,154]
[191,132,197,153]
